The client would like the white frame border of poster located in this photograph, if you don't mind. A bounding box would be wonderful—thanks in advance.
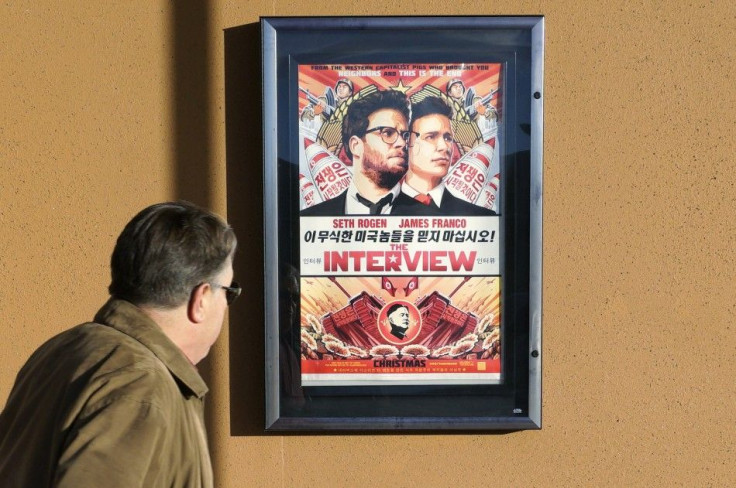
[262,16,543,431]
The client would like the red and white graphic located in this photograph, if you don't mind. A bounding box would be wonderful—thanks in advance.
[300,275,501,386]
[299,173,322,209]
[304,139,352,202]
[403,276,419,296]
[381,276,397,296]
[445,142,494,205]
[377,301,422,345]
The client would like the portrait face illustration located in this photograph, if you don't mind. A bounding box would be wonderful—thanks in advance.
[377,301,421,345]
[408,113,454,183]
[357,108,408,188]
[336,82,352,99]
[387,305,410,338]
[448,82,464,99]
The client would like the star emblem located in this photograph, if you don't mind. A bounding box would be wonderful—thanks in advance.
[391,79,412,94]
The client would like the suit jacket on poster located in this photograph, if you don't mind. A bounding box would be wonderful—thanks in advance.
[391,190,496,216]
[300,191,349,216]
[301,189,496,216]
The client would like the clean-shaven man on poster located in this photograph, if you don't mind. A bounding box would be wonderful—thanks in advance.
[394,96,496,216]
[301,89,411,216]
[387,303,411,339]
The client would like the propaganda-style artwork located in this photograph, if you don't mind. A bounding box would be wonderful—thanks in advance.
[297,64,502,386]
[260,16,543,431]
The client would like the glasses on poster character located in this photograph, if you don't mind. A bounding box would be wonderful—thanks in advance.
[363,126,411,145]
[210,281,242,305]
[408,130,456,150]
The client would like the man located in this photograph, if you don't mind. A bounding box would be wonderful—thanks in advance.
[446,78,466,102]
[334,78,353,104]
[445,79,496,122]
[386,303,410,339]
[304,78,354,122]
[393,96,496,216]
[0,201,238,487]
[301,89,410,215]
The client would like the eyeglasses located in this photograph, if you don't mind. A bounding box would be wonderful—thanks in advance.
[211,281,242,305]
[408,131,455,148]
[363,126,411,145]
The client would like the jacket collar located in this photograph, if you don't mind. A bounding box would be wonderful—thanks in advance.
[94,298,209,399]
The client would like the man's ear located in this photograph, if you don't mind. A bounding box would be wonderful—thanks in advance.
[188,283,209,323]
[349,135,363,160]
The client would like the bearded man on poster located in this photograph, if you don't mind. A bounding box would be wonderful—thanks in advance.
[301,89,411,216]
[0,201,240,487]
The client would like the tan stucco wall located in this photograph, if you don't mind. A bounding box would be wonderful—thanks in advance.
[2,2,734,486]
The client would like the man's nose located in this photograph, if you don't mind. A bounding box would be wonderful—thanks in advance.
[436,136,449,152]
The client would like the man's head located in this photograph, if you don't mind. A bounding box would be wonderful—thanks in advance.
[342,90,410,190]
[407,97,455,189]
[109,201,237,308]
[335,78,353,100]
[109,202,238,363]
[387,303,410,339]
[446,79,465,100]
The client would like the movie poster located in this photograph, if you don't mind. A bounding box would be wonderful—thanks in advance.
[297,63,502,386]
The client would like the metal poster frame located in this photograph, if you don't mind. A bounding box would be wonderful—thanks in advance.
[262,16,543,431]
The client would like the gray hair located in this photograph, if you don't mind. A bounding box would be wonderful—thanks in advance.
[109,201,237,307]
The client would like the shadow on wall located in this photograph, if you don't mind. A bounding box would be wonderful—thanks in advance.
[172,4,264,438]
[170,0,219,451]
[224,23,265,436]
[172,1,212,208]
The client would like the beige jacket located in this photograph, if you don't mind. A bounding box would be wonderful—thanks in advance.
[0,299,213,487]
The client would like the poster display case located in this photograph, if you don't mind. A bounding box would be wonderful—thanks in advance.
[262,16,543,430]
